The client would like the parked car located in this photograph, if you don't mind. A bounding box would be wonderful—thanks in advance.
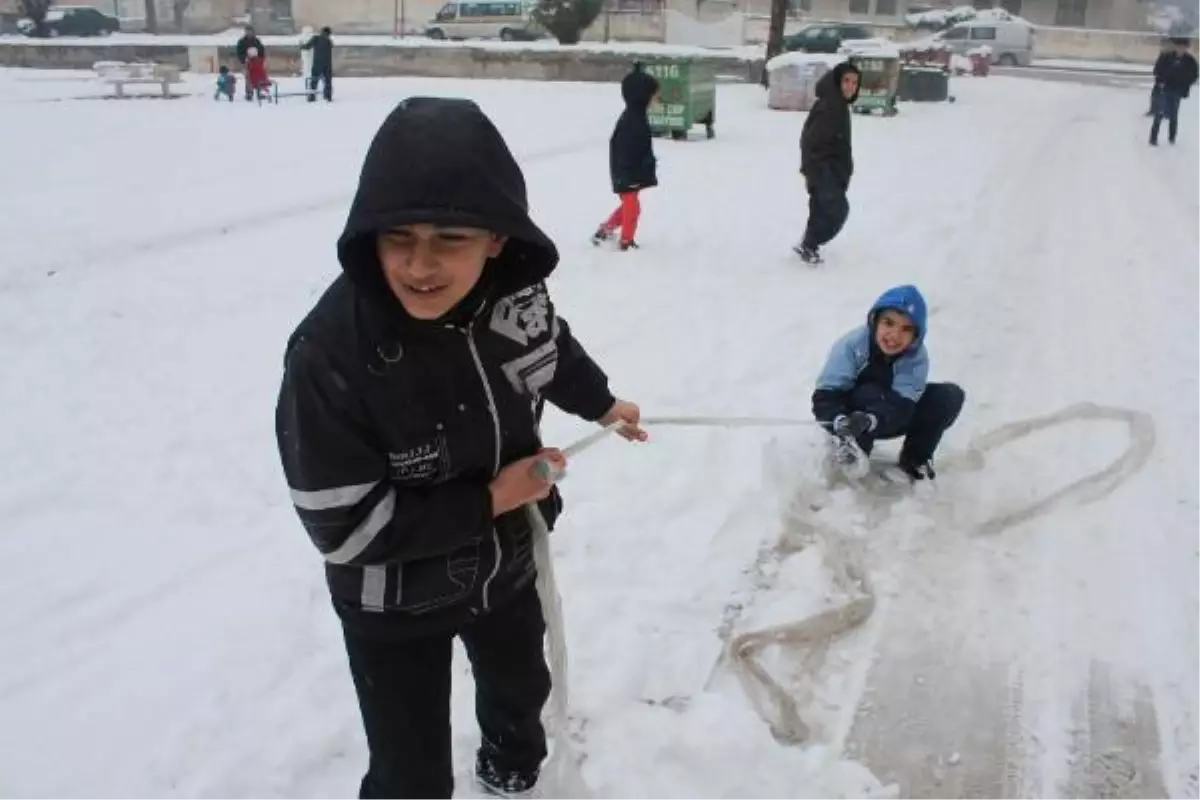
[782,22,874,54]
[424,0,544,41]
[930,18,1034,66]
[18,5,120,37]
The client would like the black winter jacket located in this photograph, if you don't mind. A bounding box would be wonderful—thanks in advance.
[235,34,265,64]
[609,66,659,194]
[275,97,616,639]
[1154,50,1199,97]
[302,31,333,71]
[800,62,860,189]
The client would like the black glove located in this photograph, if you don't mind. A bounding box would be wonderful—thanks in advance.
[833,411,876,438]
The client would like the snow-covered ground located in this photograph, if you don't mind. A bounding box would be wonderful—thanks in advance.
[0,68,1196,798]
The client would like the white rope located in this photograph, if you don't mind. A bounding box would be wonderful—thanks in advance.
[526,414,821,796]
[526,404,1158,783]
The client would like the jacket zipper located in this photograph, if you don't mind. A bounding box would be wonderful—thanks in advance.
[464,327,503,611]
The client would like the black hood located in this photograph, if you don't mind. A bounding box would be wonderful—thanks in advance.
[816,61,861,104]
[620,63,660,111]
[337,97,559,319]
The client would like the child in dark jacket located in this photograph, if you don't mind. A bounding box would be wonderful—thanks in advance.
[812,285,965,481]
[591,63,659,251]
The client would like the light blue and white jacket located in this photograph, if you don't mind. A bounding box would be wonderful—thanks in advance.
[811,284,930,433]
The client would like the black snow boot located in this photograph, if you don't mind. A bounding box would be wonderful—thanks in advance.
[591,227,611,246]
[619,240,639,251]
[475,754,540,798]
[899,457,936,482]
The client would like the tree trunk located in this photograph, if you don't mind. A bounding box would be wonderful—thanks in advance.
[143,0,158,32]
[761,0,788,87]
[173,0,188,31]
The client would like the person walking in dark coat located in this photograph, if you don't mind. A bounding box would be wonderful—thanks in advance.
[275,97,647,800]
[591,63,659,251]
[1150,38,1199,146]
[235,24,266,102]
[302,25,334,102]
[794,60,861,265]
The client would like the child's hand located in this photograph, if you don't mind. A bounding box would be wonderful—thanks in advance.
[833,412,875,438]
[600,399,648,442]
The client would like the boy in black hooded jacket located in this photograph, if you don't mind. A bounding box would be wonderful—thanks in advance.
[794,60,860,265]
[592,63,659,251]
[275,97,647,799]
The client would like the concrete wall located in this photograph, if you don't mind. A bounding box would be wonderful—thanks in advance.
[0,40,763,81]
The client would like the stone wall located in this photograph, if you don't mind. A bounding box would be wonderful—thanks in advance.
[0,41,763,82]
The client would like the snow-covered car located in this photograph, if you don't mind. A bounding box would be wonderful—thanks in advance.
[18,6,119,37]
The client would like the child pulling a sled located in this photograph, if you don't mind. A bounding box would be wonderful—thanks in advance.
[811,284,965,482]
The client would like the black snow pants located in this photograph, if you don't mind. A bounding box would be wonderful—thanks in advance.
[342,583,551,799]
[308,65,333,101]
[847,382,966,464]
[801,163,850,250]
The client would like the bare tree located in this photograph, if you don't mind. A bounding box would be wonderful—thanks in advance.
[761,0,788,87]
[144,0,158,32]
[173,0,190,30]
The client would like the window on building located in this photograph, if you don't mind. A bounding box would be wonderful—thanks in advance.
[876,0,897,15]
[788,0,812,13]
[999,0,1022,14]
[1054,0,1087,26]
[849,0,869,14]
[972,0,990,8]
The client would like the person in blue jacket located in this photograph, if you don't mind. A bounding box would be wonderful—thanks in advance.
[811,285,964,481]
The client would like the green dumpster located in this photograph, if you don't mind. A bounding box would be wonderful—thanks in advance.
[849,53,900,116]
[642,60,716,140]
[898,65,950,102]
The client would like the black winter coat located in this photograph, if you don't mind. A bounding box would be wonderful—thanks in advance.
[276,98,616,640]
[800,62,860,189]
[235,34,265,64]
[1154,50,1199,97]
[609,67,659,194]
[302,31,333,72]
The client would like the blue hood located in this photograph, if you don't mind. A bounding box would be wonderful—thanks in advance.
[868,284,927,350]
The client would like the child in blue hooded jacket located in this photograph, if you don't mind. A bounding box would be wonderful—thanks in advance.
[812,285,965,481]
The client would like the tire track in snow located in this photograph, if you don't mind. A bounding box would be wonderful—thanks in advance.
[838,82,1176,798]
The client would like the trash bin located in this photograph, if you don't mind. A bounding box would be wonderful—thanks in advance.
[849,53,900,116]
[898,64,950,102]
[765,51,842,112]
[643,59,716,140]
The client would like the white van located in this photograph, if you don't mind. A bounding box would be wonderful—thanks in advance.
[933,19,1035,66]
[424,1,544,41]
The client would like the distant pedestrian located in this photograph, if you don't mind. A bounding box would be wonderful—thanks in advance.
[302,26,335,102]
[1149,38,1199,146]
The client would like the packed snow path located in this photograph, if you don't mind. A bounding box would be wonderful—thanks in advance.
[0,69,1195,798]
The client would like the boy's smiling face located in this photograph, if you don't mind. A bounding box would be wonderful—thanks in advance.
[376,223,506,320]
[874,308,917,356]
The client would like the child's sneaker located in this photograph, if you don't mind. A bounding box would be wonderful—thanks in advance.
[619,240,639,251]
[590,227,611,246]
[475,754,540,798]
[793,242,822,264]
